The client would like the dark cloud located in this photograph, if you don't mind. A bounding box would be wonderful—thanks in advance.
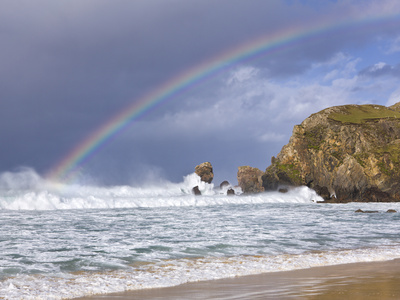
[1,0,400,184]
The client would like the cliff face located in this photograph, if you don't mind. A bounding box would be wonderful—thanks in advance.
[263,103,400,202]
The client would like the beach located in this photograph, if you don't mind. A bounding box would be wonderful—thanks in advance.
[77,259,400,299]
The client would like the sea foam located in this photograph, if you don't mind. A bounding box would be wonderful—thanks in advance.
[0,169,399,300]
[1,246,400,300]
[0,170,322,210]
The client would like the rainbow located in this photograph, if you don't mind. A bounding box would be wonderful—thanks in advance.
[46,11,400,184]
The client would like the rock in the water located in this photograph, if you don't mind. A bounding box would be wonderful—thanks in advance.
[220,181,230,189]
[227,188,235,195]
[237,166,264,194]
[195,162,214,183]
[387,209,397,213]
[355,209,379,213]
[192,186,201,195]
[262,103,400,202]
[278,188,288,193]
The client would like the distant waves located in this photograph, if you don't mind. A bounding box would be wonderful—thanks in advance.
[0,171,321,210]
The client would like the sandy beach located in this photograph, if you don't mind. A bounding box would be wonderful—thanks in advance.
[76,259,400,299]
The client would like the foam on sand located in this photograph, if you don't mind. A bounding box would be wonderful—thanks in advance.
[1,246,400,299]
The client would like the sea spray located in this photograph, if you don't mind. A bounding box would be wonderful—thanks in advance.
[0,169,321,211]
[0,167,42,190]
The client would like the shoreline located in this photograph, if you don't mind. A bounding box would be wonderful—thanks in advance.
[76,258,400,299]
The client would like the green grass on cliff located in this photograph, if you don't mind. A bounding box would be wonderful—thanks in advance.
[376,143,400,164]
[328,105,400,124]
[274,161,302,184]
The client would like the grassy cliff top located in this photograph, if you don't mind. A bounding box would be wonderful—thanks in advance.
[328,104,400,124]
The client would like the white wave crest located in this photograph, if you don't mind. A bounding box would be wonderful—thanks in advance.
[0,169,321,210]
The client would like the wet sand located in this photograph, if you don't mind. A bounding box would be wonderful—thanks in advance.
[76,259,400,299]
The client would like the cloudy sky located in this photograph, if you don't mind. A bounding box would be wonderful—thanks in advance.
[1,0,400,186]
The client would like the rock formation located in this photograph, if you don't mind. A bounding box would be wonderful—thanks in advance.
[262,103,400,202]
[192,186,201,195]
[220,181,230,189]
[195,162,214,183]
[237,166,264,193]
[227,188,235,195]
[355,209,379,213]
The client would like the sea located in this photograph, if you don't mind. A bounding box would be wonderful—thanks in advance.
[1,169,400,299]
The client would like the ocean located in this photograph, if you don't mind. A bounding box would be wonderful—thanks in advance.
[1,171,400,299]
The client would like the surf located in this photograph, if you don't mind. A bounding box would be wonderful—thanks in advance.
[0,168,321,211]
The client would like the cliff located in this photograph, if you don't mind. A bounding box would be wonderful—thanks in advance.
[262,103,400,202]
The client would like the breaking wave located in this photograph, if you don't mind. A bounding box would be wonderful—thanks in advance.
[0,168,322,210]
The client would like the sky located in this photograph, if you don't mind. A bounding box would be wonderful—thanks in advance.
[1,0,400,186]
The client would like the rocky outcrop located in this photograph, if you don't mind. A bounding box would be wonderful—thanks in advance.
[355,209,379,213]
[195,162,214,183]
[262,103,400,202]
[355,209,397,213]
[237,166,264,193]
[192,186,201,195]
[227,188,235,195]
[220,181,230,189]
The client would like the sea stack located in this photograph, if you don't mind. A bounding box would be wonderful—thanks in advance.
[237,166,264,194]
[195,162,214,184]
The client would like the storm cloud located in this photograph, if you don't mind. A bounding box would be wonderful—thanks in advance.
[1,0,400,185]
